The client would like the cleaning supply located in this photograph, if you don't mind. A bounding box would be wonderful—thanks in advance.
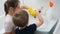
[27,8,36,18]
[49,1,54,8]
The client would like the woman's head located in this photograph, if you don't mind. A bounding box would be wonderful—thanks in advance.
[13,10,29,27]
[4,0,20,15]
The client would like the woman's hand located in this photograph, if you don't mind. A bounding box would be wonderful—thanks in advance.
[21,5,30,9]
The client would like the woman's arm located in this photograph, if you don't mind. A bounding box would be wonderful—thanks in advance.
[4,21,15,34]
[4,32,15,34]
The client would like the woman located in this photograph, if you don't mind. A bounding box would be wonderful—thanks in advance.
[4,0,20,34]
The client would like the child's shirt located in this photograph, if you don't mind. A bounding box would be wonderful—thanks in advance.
[15,24,37,34]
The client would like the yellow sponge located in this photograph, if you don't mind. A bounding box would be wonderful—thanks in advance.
[27,8,36,18]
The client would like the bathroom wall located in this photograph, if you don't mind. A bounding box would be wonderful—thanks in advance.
[0,0,6,30]
[21,0,50,15]
[0,0,5,16]
[51,0,60,20]
[20,0,60,20]
[20,0,53,20]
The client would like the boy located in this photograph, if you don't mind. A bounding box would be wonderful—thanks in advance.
[12,9,44,34]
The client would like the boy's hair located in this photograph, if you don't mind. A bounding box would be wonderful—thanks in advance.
[13,10,29,27]
[4,0,19,15]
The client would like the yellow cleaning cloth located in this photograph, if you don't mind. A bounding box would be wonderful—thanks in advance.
[27,8,36,17]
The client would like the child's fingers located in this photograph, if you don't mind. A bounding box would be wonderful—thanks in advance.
[35,10,41,13]
[35,10,40,14]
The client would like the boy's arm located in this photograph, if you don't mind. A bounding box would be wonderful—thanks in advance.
[35,10,44,27]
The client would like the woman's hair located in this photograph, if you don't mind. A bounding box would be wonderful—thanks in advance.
[13,10,29,27]
[4,0,19,15]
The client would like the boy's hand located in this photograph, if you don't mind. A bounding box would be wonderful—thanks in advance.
[35,10,41,13]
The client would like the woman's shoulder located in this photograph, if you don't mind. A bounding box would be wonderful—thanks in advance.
[5,15,13,23]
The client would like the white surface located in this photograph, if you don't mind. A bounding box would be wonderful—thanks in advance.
[37,19,57,32]
[53,20,60,34]
[0,16,5,34]
[51,0,60,19]
[22,0,60,20]
[0,16,5,29]
[0,0,5,16]
[0,28,5,34]
[23,0,50,16]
